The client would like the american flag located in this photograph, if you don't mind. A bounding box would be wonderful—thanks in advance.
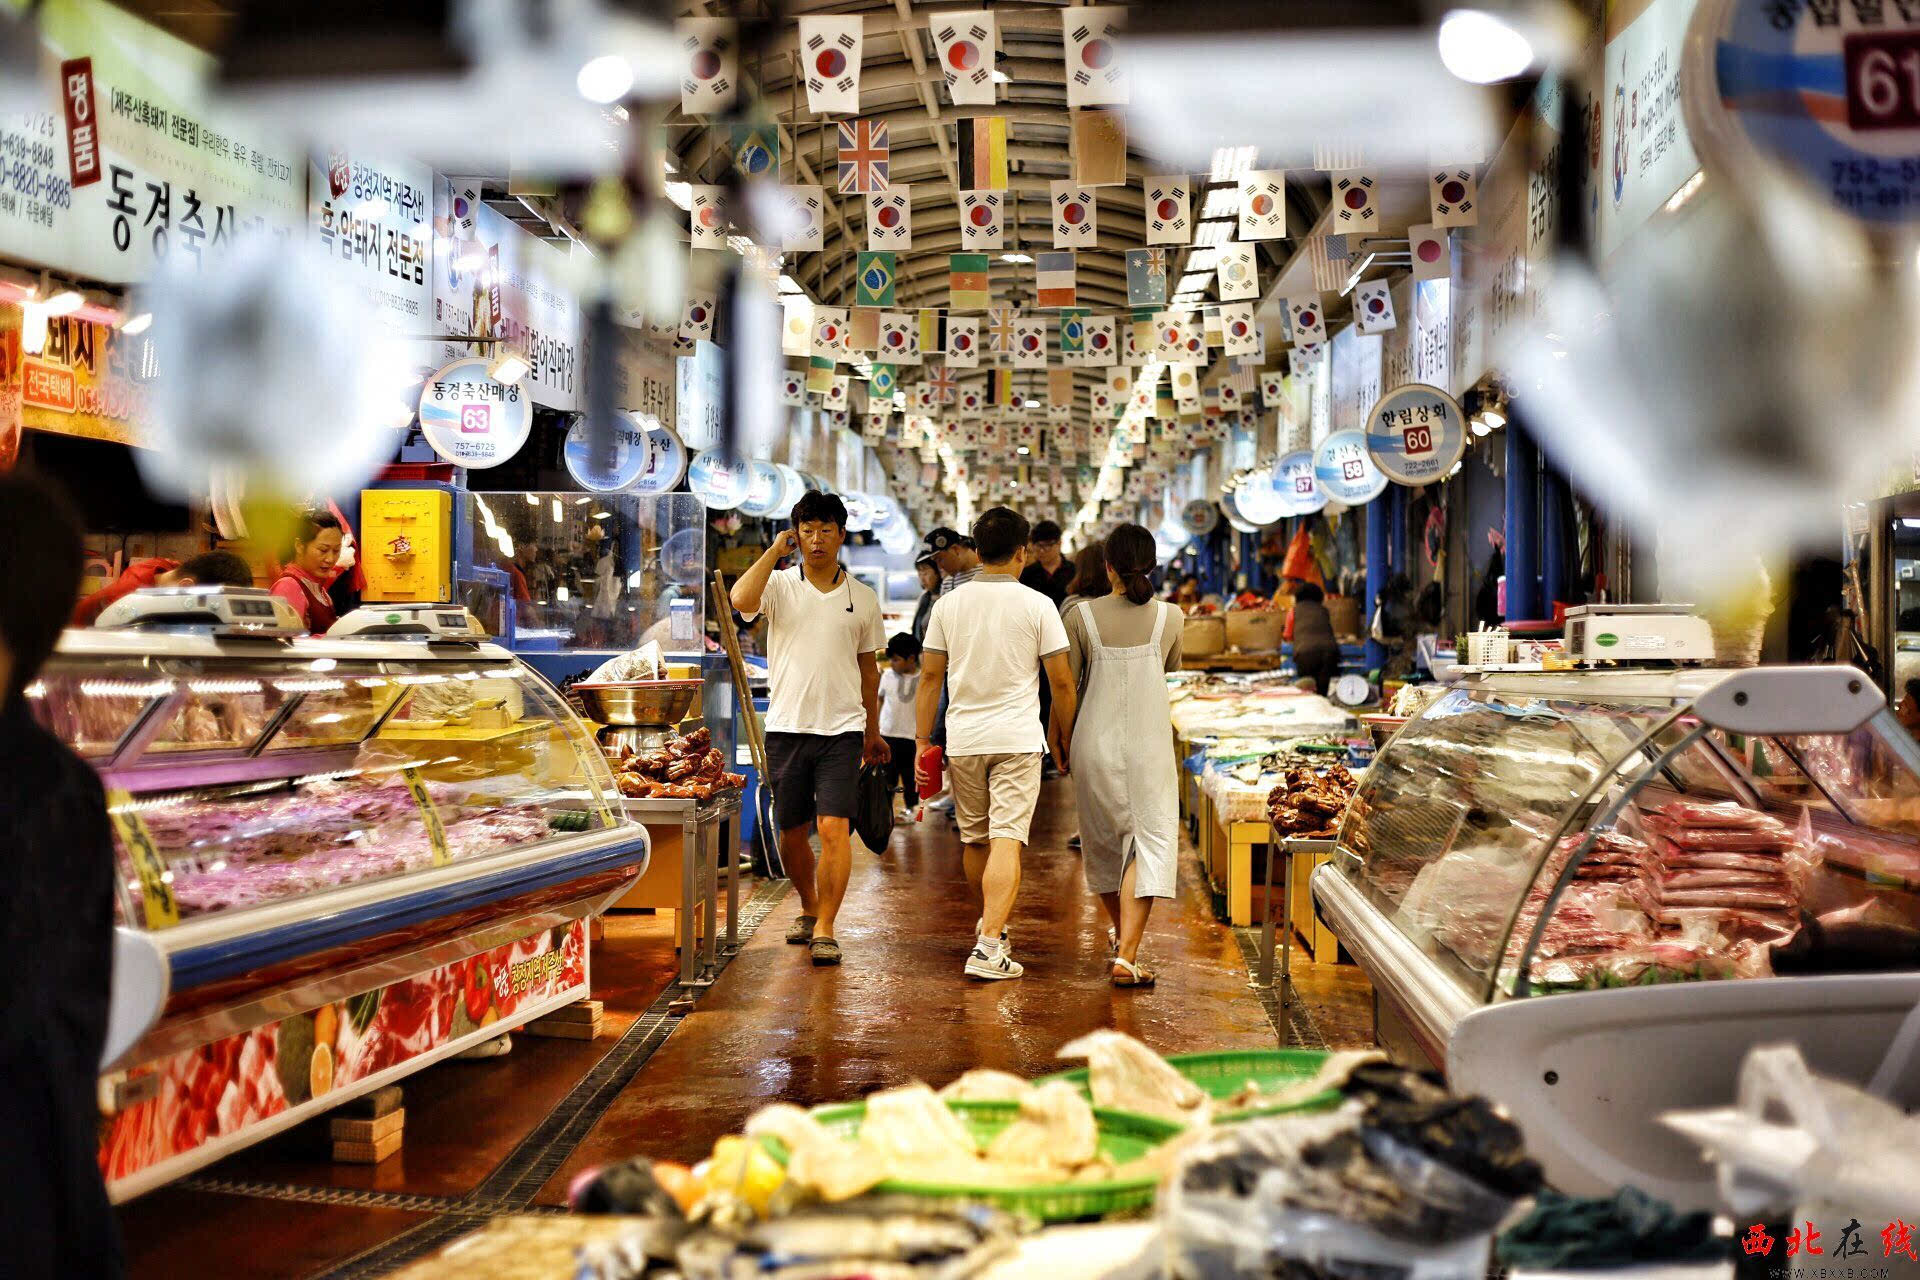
[838,119,889,194]
[927,364,956,404]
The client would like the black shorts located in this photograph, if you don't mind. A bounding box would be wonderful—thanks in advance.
[765,731,863,831]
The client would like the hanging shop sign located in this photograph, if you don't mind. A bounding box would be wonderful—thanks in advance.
[737,460,786,518]
[676,339,724,452]
[1230,470,1291,526]
[770,463,805,519]
[562,410,686,494]
[308,150,432,334]
[416,356,532,469]
[1329,323,1383,435]
[430,177,580,411]
[1274,449,1326,516]
[1685,0,1920,225]
[595,323,676,434]
[1180,498,1220,537]
[688,449,752,510]
[1596,0,1699,254]
[1365,383,1468,487]
[0,305,147,446]
[1314,429,1389,505]
[0,0,305,284]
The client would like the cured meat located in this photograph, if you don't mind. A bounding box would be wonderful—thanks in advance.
[1659,886,1798,910]
[1660,869,1791,893]
[1660,851,1788,874]
[1652,800,1789,831]
[1650,827,1796,853]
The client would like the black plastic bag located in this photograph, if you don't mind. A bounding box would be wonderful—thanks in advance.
[853,762,895,852]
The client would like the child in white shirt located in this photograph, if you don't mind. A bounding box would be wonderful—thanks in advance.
[878,632,923,810]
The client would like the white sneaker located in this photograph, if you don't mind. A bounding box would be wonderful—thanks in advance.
[966,935,1024,980]
[975,917,1011,947]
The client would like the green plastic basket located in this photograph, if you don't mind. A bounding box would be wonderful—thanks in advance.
[1040,1049,1345,1123]
[760,1098,1183,1223]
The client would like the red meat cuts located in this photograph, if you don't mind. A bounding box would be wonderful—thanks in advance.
[1652,800,1791,831]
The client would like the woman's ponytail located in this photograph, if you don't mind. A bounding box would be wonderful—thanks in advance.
[1104,523,1159,606]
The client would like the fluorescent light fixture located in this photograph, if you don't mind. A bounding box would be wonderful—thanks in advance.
[1193,221,1231,246]
[1024,398,1041,408]
[488,346,531,384]
[525,493,541,505]
[1664,169,1706,214]
[556,586,570,602]
[1017,446,1030,455]
[592,510,612,519]
[551,497,564,523]
[42,288,83,316]
[1436,9,1534,84]
[18,300,48,355]
[1199,189,1238,220]
[577,54,635,104]
[1001,252,1034,264]
[664,180,693,211]
[120,311,152,335]
[1183,247,1218,269]
[1208,145,1257,181]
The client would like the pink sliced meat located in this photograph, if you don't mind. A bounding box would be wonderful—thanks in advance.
[1652,800,1790,833]
[1660,851,1788,874]
[1658,886,1798,910]
[1659,868,1790,893]
[1652,827,1797,853]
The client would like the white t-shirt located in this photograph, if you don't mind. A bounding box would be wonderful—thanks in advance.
[743,566,884,735]
[922,574,1070,756]
[877,668,920,738]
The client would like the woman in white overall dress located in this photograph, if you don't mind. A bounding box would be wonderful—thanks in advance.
[1064,523,1183,987]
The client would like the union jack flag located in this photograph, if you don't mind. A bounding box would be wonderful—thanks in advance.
[985,306,1017,355]
[838,119,889,194]
[926,364,957,404]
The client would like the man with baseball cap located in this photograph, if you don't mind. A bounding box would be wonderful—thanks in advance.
[922,528,981,597]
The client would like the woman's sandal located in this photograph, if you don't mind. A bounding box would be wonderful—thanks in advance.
[1111,957,1156,987]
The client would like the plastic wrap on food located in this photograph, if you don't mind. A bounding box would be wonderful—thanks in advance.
[1055,1030,1211,1128]
[984,1080,1100,1175]
[1649,800,1789,831]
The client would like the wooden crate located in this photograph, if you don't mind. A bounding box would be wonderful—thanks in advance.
[523,999,605,1041]
[1181,649,1285,673]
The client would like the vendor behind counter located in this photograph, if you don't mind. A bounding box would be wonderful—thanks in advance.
[72,551,254,626]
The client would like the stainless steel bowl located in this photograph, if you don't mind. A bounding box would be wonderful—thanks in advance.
[571,680,702,727]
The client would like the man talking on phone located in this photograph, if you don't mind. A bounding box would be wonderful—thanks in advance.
[731,491,889,967]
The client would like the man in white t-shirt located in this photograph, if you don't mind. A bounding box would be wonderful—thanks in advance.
[730,491,889,967]
[915,507,1078,981]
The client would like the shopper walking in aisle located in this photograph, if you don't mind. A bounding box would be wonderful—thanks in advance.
[919,527,982,813]
[0,472,125,1278]
[910,552,941,645]
[1019,520,1074,606]
[271,508,345,634]
[879,633,923,815]
[1059,539,1110,618]
[1287,582,1342,697]
[1064,523,1183,988]
[73,550,254,626]
[916,507,1077,981]
[730,492,889,967]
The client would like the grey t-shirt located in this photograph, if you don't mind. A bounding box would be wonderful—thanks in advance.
[1063,596,1183,698]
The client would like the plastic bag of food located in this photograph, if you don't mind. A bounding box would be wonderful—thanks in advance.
[1056,1030,1210,1127]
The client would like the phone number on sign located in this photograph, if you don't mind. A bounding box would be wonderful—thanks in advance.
[3,162,71,208]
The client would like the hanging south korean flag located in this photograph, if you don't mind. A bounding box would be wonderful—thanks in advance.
[1143,175,1190,245]
[782,297,813,356]
[931,11,997,106]
[780,370,806,405]
[960,191,1003,249]
[1260,372,1287,407]
[946,317,981,368]
[825,375,851,410]
[690,186,728,249]
[1355,279,1396,334]
[812,306,851,358]
[800,15,864,115]
[677,18,737,114]
[879,311,920,364]
[1084,314,1118,366]
[1090,385,1116,417]
[868,187,911,249]
[1285,296,1326,346]
[1063,7,1128,108]
[1180,325,1207,362]
[1217,243,1258,301]
[1239,171,1286,240]
[1330,170,1379,231]
[1013,317,1048,368]
[1408,224,1450,281]
[1122,316,1147,367]
[958,384,986,414]
[1429,166,1478,227]
[780,185,826,252]
[1052,182,1097,248]
[1154,310,1191,361]
[680,292,718,341]
[1220,302,1259,357]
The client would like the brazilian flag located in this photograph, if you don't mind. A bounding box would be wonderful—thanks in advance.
[1058,308,1089,356]
[731,123,781,178]
[856,251,896,307]
[870,362,897,400]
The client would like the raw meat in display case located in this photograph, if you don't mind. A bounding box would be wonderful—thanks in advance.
[37,629,650,1199]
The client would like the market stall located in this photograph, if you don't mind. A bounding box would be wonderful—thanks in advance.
[1315,663,1920,1207]
[37,612,649,1199]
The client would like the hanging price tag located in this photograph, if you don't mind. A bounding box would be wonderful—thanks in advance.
[106,788,179,929]
[401,766,453,867]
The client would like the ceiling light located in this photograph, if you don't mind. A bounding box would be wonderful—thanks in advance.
[488,346,531,384]
[665,180,693,211]
[577,54,636,104]
[1480,408,1507,429]
[1208,145,1257,181]
[1024,398,1041,408]
[1436,10,1534,85]
[525,493,541,505]
[1017,446,1030,455]
[18,300,48,355]
[1470,414,1491,437]
[120,311,152,335]
[1194,222,1231,247]
[1199,189,1238,220]
[990,69,1011,84]
[1001,252,1033,264]
[42,288,83,316]
[1664,169,1705,214]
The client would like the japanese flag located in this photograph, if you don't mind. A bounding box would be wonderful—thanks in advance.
[812,306,850,358]
[1084,314,1117,366]
[689,186,729,250]
[1051,181,1097,248]
[1408,223,1450,281]
[1356,279,1396,334]
[1330,170,1379,231]
[946,317,980,368]
[778,185,825,253]
[1220,301,1259,357]
[867,186,911,249]
[780,370,806,405]
[1285,296,1325,346]
[1239,170,1286,240]
[1429,166,1478,227]
[800,15,864,115]
[931,11,997,106]
[1217,244,1258,301]
[781,297,813,357]
[960,190,1003,249]
[680,291,717,341]
[1143,175,1190,245]
[677,18,737,115]
[1013,317,1048,367]
[1063,7,1128,109]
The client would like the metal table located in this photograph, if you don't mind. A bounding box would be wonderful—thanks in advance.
[620,790,743,988]
[1253,832,1339,1003]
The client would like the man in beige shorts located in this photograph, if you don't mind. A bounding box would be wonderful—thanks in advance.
[915,507,1077,980]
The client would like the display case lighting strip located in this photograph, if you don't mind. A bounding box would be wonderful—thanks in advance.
[82,678,176,699]
[189,679,265,695]
[271,678,347,693]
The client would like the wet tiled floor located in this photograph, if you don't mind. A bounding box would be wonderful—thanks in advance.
[116,777,1373,1275]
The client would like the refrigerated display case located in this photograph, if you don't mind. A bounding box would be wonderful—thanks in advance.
[31,628,650,1200]
[1313,665,1920,1209]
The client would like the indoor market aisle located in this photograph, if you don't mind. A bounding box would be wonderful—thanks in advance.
[114,778,1371,1277]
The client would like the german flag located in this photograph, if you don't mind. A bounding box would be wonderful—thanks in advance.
[956,117,1008,191]
[949,253,991,310]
